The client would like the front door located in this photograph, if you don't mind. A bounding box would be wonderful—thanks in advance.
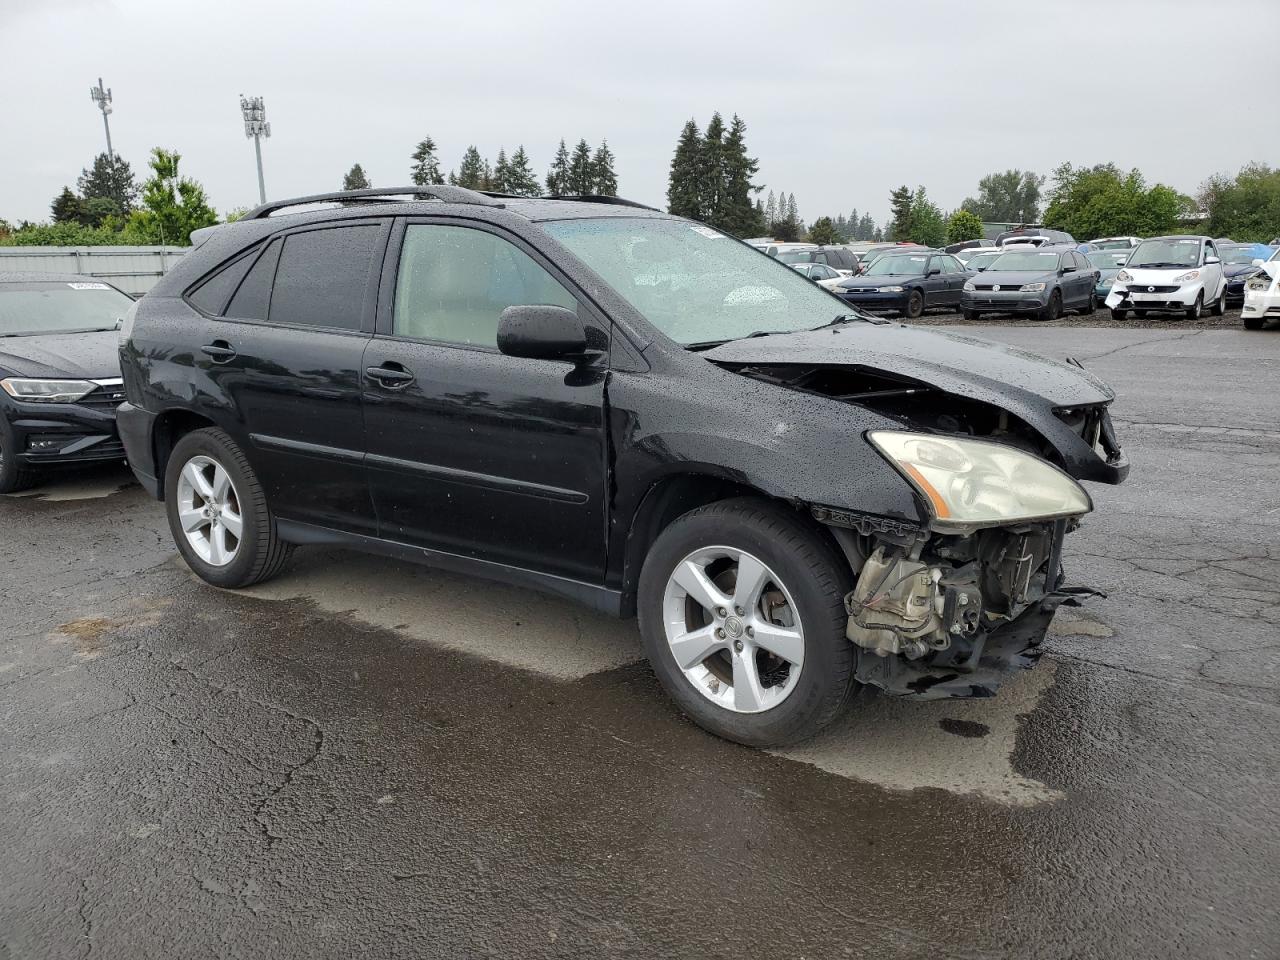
[362,219,609,583]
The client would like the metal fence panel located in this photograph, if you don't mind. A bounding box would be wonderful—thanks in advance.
[0,246,190,296]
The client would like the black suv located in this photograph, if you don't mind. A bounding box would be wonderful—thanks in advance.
[119,186,1128,746]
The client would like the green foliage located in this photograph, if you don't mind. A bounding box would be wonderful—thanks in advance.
[343,163,371,191]
[454,147,487,190]
[907,189,946,247]
[125,148,218,245]
[807,216,839,245]
[78,153,139,213]
[505,146,540,197]
[567,139,594,194]
[947,209,985,244]
[667,120,703,220]
[771,193,801,242]
[961,169,1044,223]
[545,139,571,196]
[590,141,617,196]
[51,187,84,224]
[1042,163,1182,239]
[223,207,250,223]
[1199,163,1280,243]
[718,115,762,237]
[0,221,146,246]
[888,185,913,241]
[410,137,443,186]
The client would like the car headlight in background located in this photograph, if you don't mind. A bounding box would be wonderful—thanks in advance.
[869,430,1092,529]
[1172,270,1200,284]
[879,286,905,293]
[0,378,97,403]
[963,280,976,291]
[1019,282,1046,292]
[1115,270,1133,283]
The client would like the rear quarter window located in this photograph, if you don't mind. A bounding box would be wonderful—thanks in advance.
[187,249,259,315]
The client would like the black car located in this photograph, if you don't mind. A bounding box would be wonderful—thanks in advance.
[832,250,969,318]
[775,245,856,273]
[960,248,1099,321]
[0,273,133,493]
[1219,243,1268,304]
[118,186,1127,747]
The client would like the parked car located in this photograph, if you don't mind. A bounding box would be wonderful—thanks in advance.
[996,227,1075,248]
[963,249,1007,272]
[1219,243,1273,305]
[1242,251,1280,330]
[117,185,1127,746]
[1086,250,1129,303]
[959,247,1099,321]
[832,250,968,318]
[790,262,846,290]
[0,273,133,493]
[776,245,857,275]
[1105,236,1228,320]
[943,238,995,256]
[1089,237,1142,251]
[748,241,816,259]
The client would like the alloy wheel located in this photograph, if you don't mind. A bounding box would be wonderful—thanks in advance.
[175,455,243,567]
[661,546,805,714]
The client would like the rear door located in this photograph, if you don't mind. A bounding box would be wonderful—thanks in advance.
[361,218,610,582]
[190,220,387,535]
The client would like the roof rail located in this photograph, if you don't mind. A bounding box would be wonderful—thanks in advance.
[242,185,505,220]
[541,194,659,211]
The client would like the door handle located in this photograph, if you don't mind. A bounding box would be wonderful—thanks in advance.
[365,363,416,388]
[201,340,237,363]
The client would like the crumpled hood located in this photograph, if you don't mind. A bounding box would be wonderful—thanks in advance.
[1224,263,1260,279]
[704,321,1113,409]
[0,330,121,379]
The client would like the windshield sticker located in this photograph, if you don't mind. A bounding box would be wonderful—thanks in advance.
[689,225,723,239]
[67,282,110,290]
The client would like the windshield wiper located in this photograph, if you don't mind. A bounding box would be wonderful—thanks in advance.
[686,329,805,351]
[809,313,888,331]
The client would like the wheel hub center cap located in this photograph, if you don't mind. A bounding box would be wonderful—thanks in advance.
[723,616,745,639]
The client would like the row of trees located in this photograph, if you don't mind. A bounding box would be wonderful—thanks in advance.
[342,137,619,199]
[666,113,762,237]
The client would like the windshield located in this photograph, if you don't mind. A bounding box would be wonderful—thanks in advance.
[541,218,842,345]
[0,281,133,337]
[1093,239,1134,250]
[1221,247,1260,264]
[967,252,1003,270]
[989,251,1062,272]
[1087,252,1126,270]
[864,254,929,277]
[1128,238,1201,269]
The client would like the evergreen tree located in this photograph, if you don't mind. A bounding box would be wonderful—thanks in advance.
[807,217,839,245]
[786,193,799,225]
[506,146,540,196]
[666,120,703,220]
[491,149,510,193]
[483,159,494,190]
[907,187,946,247]
[858,212,876,241]
[568,139,594,194]
[409,137,443,186]
[51,187,84,224]
[77,153,139,213]
[699,113,726,226]
[888,185,913,240]
[834,214,848,241]
[718,114,761,236]
[455,146,487,189]
[764,190,777,232]
[545,139,572,196]
[590,141,618,196]
[343,164,371,191]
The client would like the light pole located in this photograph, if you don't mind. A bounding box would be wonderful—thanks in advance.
[239,95,271,205]
[89,77,113,158]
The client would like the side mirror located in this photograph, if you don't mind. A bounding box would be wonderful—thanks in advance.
[1061,264,1076,274]
[497,305,586,360]
[927,266,941,276]
[1205,255,1221,265]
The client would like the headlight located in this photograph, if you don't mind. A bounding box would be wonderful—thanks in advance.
[1115,270,1133,283]
[0,378,98,403]
[869,431,1092,529]
[1172,270,1200,284]
[1019,282,1046,292]
[963,280,976,291]
[880,286,905,293]
[1247,277,1271,291]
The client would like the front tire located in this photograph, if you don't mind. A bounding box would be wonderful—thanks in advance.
[0,424,39,494]
[961,307,980,321]
[1110,308,1129,321]
[1185,291,1203,321]
[1243,314,1265,330]
[1211,286,1227,317]
[902,289,925,319]
[1037,290,1063,322]
[164,428,293,588]
[637,498,857,747]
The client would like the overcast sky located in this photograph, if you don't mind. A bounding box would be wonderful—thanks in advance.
[2,0,1277,229]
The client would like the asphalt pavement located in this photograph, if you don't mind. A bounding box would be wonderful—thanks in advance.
[2,327,1277,959]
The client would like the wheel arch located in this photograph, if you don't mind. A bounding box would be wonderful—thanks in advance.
[151,408,218,500]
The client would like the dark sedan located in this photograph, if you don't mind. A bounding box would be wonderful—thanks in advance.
[960,248,1099,321]
[1220,243,1274,304]
[0,273,133,492]
[833,251,969,318]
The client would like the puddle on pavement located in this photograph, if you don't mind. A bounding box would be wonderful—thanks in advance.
[773,663,1063,807]
[6,468,134,502]
[233,549,643,680]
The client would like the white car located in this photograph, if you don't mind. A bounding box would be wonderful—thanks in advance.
[1090,236,1142,251]
[790,262,846,290]
[1105,235,1228,320]
[1242,253,1280,330]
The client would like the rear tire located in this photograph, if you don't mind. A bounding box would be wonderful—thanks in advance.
[637,498,857,747]
[0,425,39,495]
[164,427,293,589]
[1083,291,1098,315]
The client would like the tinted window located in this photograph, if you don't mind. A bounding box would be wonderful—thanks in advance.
[393,224,577,347]
[188,250,257,315]
[225,239,281,321]
[268,225,380,330]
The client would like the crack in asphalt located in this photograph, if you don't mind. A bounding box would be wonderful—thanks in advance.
[1076,328,1206,361]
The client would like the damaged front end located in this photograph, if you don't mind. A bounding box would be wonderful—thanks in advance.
[819,514,1100,698]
